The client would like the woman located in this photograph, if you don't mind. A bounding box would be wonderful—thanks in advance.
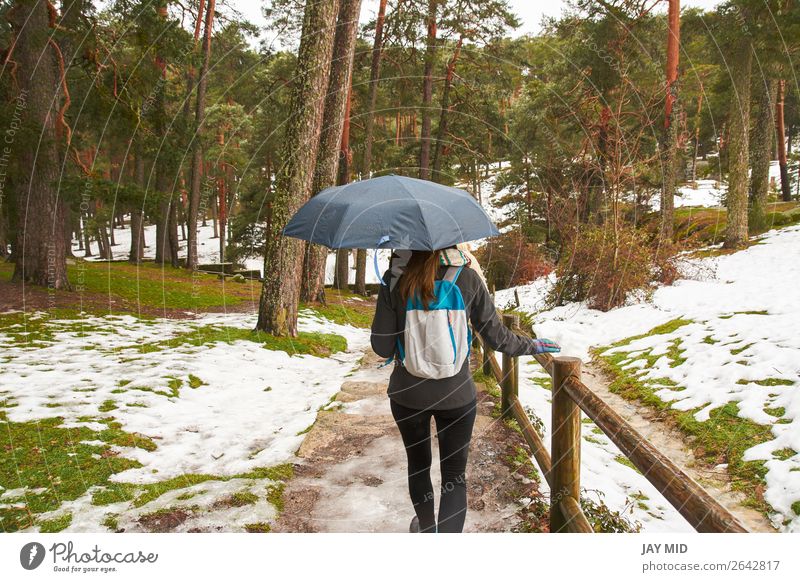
[370,247,560,533]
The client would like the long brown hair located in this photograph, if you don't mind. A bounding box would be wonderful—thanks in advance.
[397,250,440,309]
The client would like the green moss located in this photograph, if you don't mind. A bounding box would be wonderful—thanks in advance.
[764,407,786,418]
[720,311,769,320]
[773,448,797,461]
[99,399,118,412]
[730,343,755,355]
[614,455,642,474]
[792,501,800,516]
[92,463,295,509]
[737,378,794,387]
[244,522,271,533]
[608,318,693,350]
[130,325,346,358]
[266,482,286,512]
[0,416,153,532]
[188,374,206,389]
[229,491,259,507]
[101,513,119,531]
[584,435,605,445]
[38,513,72,533]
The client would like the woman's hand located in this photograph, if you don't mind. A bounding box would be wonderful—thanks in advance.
[531,338,561,354]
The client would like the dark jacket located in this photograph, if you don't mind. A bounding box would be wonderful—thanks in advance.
[370,262,542,410]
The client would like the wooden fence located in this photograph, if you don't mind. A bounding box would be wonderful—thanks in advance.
[475,313,748,533]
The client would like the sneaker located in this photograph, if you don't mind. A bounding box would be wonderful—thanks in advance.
[409,515,420,533]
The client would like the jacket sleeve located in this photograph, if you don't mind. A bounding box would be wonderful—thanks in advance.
[370,277,400,358]
[468,273,538,357]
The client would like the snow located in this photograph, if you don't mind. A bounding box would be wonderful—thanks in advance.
[496,223,800,532]
[0,310,370,532]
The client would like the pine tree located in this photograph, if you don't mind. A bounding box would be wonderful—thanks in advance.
[301,0,362,304]
[724,32,753,249]
[9,0,70,290]
[256,0,341,336]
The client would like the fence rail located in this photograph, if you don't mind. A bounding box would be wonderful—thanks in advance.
[476,313,748,533]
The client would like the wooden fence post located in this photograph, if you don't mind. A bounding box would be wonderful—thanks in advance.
[500,314,519,419]
[550,356,582,532]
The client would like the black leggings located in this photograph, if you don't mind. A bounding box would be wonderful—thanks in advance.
[390,397,477,533]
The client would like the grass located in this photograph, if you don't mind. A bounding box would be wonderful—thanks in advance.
[0,309,113,348]
[37,512,73,533]
[0,260,255,311]
[670,201,800,250]
[737,378,795,387]
[595,330,776,516]
[0,414,157,533]
[299,288,376,329]
[129,324,347,358]
[90,463,294,509]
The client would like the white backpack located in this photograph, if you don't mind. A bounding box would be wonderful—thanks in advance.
[393,265,472,379]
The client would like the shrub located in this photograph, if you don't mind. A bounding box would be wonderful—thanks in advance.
[549,223,672,311]
[474,230,553,290]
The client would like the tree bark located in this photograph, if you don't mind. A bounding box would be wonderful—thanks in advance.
[432,36,463,182]
[776,79,791,202]
[10,0,70,289]
[418,0,438,180]
[659,0,680,241]
[723,35,752,250]
[256,0,341,336]
[301,0,362,304]
[186,0,216,270]
[749,78,777,232]
[361,0,387,178]
[333,82,354,291]
[130,152,146,263]
[354,0,387,296]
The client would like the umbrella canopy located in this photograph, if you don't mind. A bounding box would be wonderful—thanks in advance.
[282,174,499,250]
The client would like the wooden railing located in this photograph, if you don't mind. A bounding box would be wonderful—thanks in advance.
[476,313,748,533]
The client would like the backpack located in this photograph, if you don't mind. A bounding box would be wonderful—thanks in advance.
[393,265,472,380]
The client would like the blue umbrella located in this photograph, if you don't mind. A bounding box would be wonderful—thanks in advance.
[282,174,499,251]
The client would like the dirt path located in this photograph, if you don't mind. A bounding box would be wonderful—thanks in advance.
[583,361,777,533]
[273,350,546,533]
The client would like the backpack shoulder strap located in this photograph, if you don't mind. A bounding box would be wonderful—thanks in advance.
[443,264,465,284]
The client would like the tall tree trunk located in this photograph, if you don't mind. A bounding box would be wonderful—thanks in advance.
[301,0,361,304]
[431,36,463,182]
[723,35,753,250]
[186,0,216,270]
[130,152,146,263]
[776,79,791,201]
[659,0,680,241]
[333,83,354,291]
[361,0,387,179]
[749,78,777,232]
[418,0,438,180]
[256,0,341,336]
[9,0,70,289]
[354,0,387,296]
[183,0,206,119]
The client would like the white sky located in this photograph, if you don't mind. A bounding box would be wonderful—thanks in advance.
[229,0,724,45]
